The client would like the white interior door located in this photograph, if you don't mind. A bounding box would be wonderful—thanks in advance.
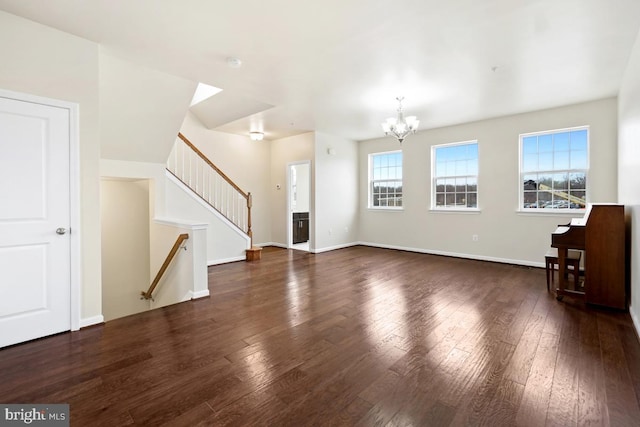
[0,95,72,348]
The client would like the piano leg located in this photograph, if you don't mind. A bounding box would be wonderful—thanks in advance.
[557,247,568,301]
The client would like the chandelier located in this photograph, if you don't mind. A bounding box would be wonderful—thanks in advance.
[381,97,419,143]
[249,131,264,141]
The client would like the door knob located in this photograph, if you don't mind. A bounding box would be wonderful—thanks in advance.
[56,228,67,235]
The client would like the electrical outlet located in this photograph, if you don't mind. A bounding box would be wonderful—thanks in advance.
[472,234,479,241]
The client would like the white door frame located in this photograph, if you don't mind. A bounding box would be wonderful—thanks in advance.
[0,88,81,331]
[287,160,311,250]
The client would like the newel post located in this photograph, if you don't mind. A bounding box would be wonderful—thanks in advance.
[247,192,253,247]
[245,192,262,261]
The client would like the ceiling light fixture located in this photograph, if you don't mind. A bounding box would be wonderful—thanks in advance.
[381,97,419,144]
[249,131,264,141]
[226,57,242,68]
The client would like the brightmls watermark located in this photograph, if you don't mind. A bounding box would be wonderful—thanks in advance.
[0,405,69,426]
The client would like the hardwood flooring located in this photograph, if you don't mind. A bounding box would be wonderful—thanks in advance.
[2,246,640,426]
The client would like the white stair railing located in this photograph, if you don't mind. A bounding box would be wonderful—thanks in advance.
[167,133,253,244]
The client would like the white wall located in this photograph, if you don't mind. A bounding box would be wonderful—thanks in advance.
[359,98,618,266]
[99,52,196,162]
[270,133,315,247]
[149,221,208,309]
[165,173,250,264]
[0,11,102,325]
[618,29,640,334]
[180,112,271,245]
[100,179,151,321]
[315,132,359,251]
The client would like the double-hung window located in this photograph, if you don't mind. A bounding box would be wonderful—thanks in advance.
[432,141,478,209]
[369,151,402,208]
[520,127,588,210]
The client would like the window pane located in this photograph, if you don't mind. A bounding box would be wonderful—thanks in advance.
[570,129,587,151]
[455,177,466,192]
[523,153,537,172]
[569,172,586,190]
[436,178,445,192]
[436,161,445,177]
[539,134,553,152]
[445,161,455,176]
[467,159,478,175]
[435,193,444,206]
[467,193,477,208]
[467,177,477,192]
[539,174,552,188]
[523,136,537,153]
[523,174,537,190]
[569,191,586,208]
[571,150,587,169]
[554,151,569,170]
[468,143,478,158]
[553,173,568,190]
[445,178,455,192]
[455,193,466,206]
[445,193,455,206]
[539,152,553,170]
[455,160,466,175]
[554,132,570,151]
[523,191,537,207]
[539,191,552,207]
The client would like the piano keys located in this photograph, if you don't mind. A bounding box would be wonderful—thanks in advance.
[551,204,626,309]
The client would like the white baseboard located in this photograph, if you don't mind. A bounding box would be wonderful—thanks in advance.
[312,242,359,254]
[192,289,210,299]
[245,240,543,269]
[80,315,104,328]
[357,241,545,268]
[207,255,245,266]
[257,242,288,249]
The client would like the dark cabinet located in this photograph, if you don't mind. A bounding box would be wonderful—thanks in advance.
[293,212,309,244]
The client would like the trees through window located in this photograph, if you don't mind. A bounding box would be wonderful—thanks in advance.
[369,151,402,208]
[432,141,479,209]
[520,127,588,210]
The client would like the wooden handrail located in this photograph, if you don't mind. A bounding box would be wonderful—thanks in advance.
[141,233,189,300]
[173,132,253,243]
[178,133,248,199]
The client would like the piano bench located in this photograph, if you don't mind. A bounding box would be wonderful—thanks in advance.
[545,248,582,292]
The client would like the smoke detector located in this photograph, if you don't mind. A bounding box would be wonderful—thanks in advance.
[226,57,242,68]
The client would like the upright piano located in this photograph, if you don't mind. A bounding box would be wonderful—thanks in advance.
[551,204,626,309]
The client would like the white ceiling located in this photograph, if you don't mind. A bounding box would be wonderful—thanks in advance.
[1,0,639,141]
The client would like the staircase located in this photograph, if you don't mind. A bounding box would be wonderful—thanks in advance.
[166,133,261,261]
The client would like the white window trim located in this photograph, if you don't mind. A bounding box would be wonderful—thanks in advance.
[517,125,589,214]
[368,150,403,210]
[431,139,479,211]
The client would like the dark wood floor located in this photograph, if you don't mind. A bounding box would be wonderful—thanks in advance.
[2,246,640,426]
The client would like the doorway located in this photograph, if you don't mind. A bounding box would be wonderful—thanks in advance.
[100,178,152,321]
[288,161,311,252]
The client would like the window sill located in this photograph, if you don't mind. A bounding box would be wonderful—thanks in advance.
[367,207,404,212]
[429,208,481,214]
[516,209,586,216]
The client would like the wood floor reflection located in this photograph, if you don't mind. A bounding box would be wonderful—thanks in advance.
[1,246,639,426]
